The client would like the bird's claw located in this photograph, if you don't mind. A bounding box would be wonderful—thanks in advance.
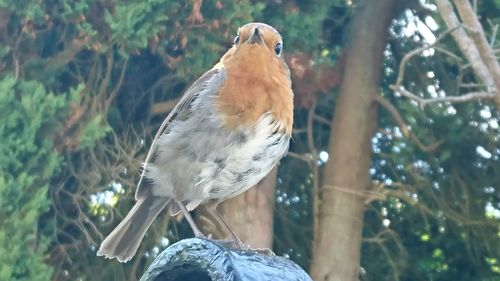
[213,238,248,249]
[251,247,276,256]
[211,238,275,256]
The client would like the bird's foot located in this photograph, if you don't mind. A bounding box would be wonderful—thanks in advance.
[193,230,209,240]
[250,247,276,256]
[209,238,274,255]
[210,238,249,250]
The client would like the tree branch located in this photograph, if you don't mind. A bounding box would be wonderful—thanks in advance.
[150,99,179,116]
[391,24,496,107]
[375,95,443,152]
[390,85,495,107]
[453,0,500,103]
[436,0,495,89]
[394,25,461,88]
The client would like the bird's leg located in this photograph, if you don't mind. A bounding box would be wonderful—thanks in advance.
[177,201,206,239]
[206,202,247,249]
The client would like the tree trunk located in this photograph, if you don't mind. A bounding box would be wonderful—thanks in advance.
[218,167,277,248]
[310,1,398,280]
[197,167,277,249]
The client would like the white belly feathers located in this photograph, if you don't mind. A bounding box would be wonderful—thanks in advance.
[146,112,289,210]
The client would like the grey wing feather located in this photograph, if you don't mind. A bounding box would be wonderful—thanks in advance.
[135,67,225,200]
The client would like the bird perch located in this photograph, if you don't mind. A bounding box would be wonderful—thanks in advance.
[140,238,312,281]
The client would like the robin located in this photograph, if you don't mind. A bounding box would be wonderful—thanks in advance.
[97,22,294,262]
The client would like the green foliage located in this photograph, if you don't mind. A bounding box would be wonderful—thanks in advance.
[173,0,265,79]
[0,75,78,280]
[263,0,341,51]
[104,0,171,52]
[79,115,111,148]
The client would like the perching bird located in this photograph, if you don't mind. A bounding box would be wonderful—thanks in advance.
[97,22,294,262]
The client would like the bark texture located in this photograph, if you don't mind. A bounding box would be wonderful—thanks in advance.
[310,1,398,280]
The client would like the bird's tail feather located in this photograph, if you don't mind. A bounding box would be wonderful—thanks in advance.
[97,195,169,262]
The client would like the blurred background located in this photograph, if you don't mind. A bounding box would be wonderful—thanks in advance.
[0,0,499,280]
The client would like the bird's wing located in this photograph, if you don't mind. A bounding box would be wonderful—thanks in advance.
[135,67,225,200]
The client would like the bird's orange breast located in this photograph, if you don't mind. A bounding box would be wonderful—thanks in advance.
[215,47,294,135]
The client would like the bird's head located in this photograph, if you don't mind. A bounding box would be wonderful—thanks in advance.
[220,23,288,77]
[232,23,284,58]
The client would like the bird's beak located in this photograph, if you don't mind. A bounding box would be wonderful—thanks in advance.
[248,27,264,45]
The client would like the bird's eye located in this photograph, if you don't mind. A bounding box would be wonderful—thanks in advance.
[233,35,240,44]
[275,43,283,56]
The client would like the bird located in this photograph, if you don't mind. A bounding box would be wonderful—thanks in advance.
[97,22,294,263]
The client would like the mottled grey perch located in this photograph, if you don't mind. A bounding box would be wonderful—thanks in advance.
[140,238,312,281]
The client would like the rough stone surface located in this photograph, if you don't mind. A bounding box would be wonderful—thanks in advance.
[140,238,312,281]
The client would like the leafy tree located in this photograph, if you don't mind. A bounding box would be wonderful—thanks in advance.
[0,75,80,280]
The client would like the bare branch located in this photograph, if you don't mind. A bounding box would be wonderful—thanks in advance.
[390,84,495,106]
[375,95,443,152]
[313,114,331,126]
[151,99,179,116]
[374,95,410,138]
[436,0,495,89]
[453,0,500,102]
[433,46,462,61]
[105,58,129,112]
[394,26,461,88]
[391,23,496,108]
[487,19,498,47]
[306,100,320,251]
[287,151,315,163]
